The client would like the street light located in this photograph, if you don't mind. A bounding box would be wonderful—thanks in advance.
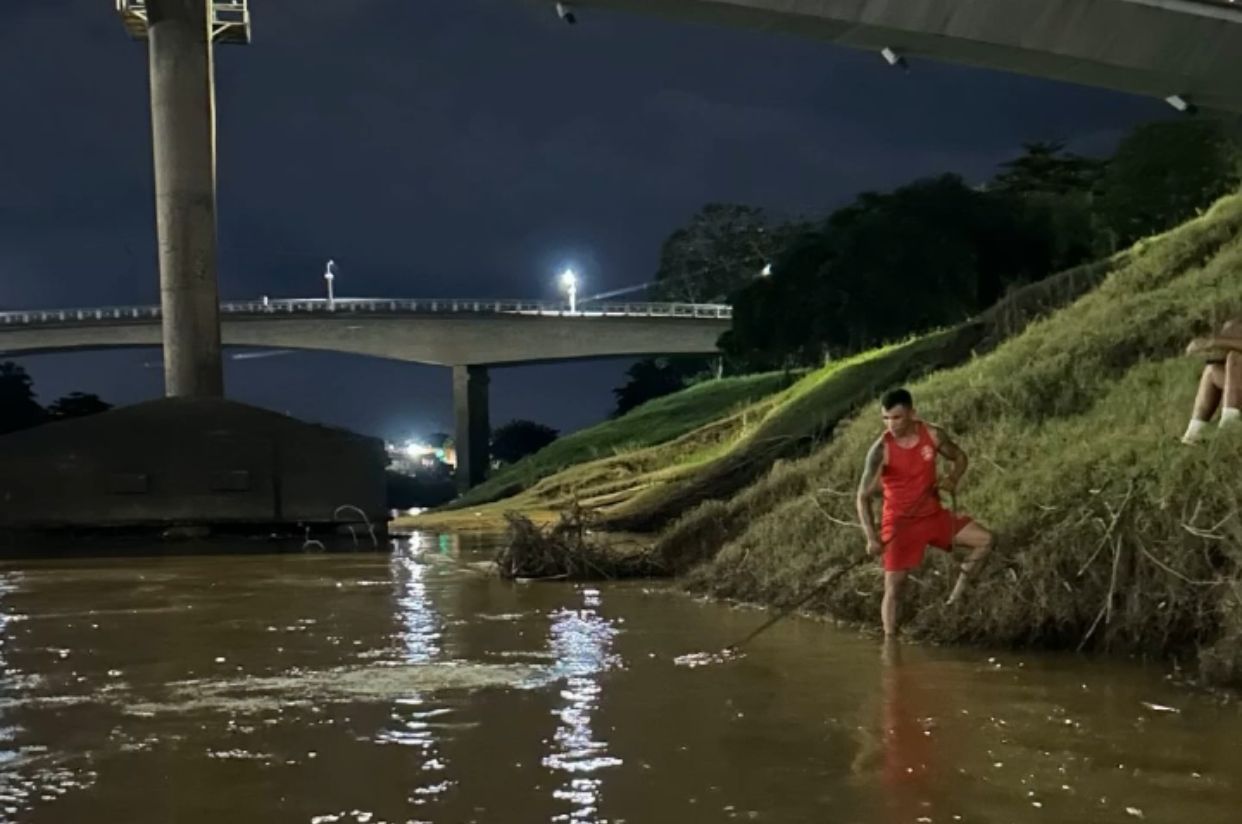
[560,268,578,313]
[324,259,337,310]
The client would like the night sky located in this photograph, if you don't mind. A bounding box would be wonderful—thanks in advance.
[1,0,1167,443]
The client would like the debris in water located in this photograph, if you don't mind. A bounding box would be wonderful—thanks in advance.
[498,505,664,581]
[1125,808,1144,819]
[673,648,746,668]
[1140,701,1180,714]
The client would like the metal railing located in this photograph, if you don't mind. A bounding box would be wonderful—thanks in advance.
[0,298,732,327]
[116,1,252,44]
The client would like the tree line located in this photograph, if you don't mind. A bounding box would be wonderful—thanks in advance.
[0,361,112,435]
[625,117,1241,386]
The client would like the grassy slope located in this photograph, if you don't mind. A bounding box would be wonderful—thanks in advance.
[600,328,980,533]
[410,246,1119,535]
[408,331,979,533]
[394,372,788,527]
[681,190,1242,683]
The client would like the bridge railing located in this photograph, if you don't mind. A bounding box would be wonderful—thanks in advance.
[0,298,732,326]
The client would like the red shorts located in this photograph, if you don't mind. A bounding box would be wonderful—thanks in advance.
[881,509,973,572]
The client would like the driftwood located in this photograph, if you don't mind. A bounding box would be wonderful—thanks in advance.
[497,504,665,581]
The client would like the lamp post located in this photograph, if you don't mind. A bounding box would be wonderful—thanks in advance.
[560,268,577,314]
[324,259,336,310]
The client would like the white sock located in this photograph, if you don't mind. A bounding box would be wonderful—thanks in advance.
[1221,407,1241,427]
[1182,418,1209,443]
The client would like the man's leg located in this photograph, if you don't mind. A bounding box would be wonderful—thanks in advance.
[882,571,907,637]
[1222,352,1241,428]
[947,521,993,605]
[1183,365,1223,443]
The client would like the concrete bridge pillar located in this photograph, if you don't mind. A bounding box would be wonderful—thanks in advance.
[147,0,224,398]
[452,365,490,491]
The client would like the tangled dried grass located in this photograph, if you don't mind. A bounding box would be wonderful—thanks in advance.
[497,504,666,581]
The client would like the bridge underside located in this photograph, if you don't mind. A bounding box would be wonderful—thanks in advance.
[577,0,1242,113]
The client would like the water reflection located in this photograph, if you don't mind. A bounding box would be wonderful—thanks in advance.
[0,571,98,819]
[0,542,1240,823]
[378,536,453,810]
[850,640,960,823]
[545,587,622,824]
[391,534,442,664]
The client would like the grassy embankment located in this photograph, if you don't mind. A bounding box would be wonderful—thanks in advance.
[403,241,1113,534]
[673,190,1242,684]
[396,371,789,530]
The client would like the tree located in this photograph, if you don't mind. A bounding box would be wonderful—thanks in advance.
[491,419,559,465]
[611,357,711,417]
[991,141,1106,197]
[725,175,1069,365]
[1098,119,1242,247]
[0,361,47,435]
[648,203,803,303]
[988,141,1109,274]
[46,392,112,420]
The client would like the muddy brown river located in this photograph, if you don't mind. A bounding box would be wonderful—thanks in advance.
[0,531,1240,823]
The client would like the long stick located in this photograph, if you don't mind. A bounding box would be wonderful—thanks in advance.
[724,560,863,651]
[722,483,948,652]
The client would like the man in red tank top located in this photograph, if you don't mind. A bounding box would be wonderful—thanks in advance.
[855,388,994,637]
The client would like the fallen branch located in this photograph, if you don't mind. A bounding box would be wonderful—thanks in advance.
[497,503,666,581]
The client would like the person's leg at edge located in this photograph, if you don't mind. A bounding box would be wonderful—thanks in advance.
[882,570,907,637]
[1221,352,1241,429]
[947,521,994,605]
[1183,364,1223,443]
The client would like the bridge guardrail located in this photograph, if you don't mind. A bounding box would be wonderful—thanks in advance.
[0,298,732,326]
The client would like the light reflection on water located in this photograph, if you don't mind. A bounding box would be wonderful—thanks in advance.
[377,536,453,810]
[544,587,622,824]
[0,534,1240,823]
[0,571,98,820]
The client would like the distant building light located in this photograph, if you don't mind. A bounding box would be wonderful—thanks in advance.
[404,442,433,459]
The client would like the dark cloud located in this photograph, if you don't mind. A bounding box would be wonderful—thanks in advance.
[1,0,1165,440]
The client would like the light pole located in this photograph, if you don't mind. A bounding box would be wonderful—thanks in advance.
[560,268,577,314]
[324,259,336,310]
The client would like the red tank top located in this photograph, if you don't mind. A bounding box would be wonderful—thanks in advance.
[881,422,941,532]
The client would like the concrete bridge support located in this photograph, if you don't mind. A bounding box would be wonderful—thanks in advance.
[452,365,491,491]
[147,0,224,397]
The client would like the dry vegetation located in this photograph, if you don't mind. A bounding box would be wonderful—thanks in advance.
[496,505,663,581]
[679,190,1242,684]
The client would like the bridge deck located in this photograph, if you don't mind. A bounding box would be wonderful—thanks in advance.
[0,299,732,366]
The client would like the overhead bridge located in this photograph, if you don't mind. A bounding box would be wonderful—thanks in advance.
[567,0,1242,113]
[0,298,732,489]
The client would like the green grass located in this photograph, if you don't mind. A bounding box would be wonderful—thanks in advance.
[441,241,1119,526]
[446,371,789,509]
[602,327,978,534]
[677,189,1242,684]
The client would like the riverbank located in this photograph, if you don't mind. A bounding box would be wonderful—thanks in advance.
[403,189,1242,685]
[683,189,1242,685]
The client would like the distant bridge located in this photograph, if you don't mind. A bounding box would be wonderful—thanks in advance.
[0,297,733,488]
[0,297,730,365]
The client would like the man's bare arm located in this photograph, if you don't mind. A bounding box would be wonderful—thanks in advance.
[1187,322,1242,356]
[932,426,968,493]
[1200,335,1242,354]
[856,438,885,546]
